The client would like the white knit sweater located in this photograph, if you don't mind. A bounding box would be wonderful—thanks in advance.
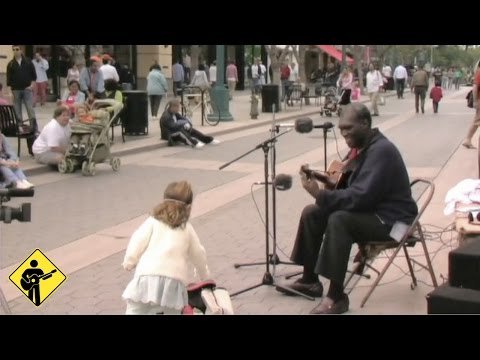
[122,217,210,285]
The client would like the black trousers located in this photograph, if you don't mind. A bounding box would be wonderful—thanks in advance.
[396,79,405,98]
[432,101,439,113]
[171,127,213,146]
[149,95,163,117]
[290,205,392,285]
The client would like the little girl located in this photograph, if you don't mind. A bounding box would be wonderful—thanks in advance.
[122,180,210,315]
[350,80,361,102]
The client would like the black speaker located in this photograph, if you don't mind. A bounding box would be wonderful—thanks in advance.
[449,240,480,291]
[261,84,280,113]
[122,90,148,135]
[427,283,480,314]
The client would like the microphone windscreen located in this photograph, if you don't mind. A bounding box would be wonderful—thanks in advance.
[295,118,313,133]
[324,122,334,129]
[274,174,292,191]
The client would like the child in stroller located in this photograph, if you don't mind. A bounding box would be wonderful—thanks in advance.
[70,103,109,155]
[58,99,123,175]
[320,86,344,117]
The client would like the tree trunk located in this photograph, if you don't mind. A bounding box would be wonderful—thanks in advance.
[291,45,307,83]
[190,45,200,75]
[352,45,365,94]
[265,45,291,86]
[60,45,86,67]
[89,45,103,57]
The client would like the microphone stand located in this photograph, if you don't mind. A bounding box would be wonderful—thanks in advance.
[219,127,314,300]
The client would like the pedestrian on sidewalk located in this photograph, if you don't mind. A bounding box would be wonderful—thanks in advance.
[6,45,37,121]
[430,81,443,114]
[147,64,168,120]
[366,64,383,116]
[122,180,211,315]
[411,63,429,114]
[463,64,480,149]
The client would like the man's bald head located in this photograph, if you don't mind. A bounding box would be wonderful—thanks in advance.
[341,103,372,128]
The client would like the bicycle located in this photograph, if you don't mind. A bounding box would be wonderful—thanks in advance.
[181,87,219,126]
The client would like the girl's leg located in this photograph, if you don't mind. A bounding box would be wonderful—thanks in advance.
[12,168,26,181]
[0,166,19,186]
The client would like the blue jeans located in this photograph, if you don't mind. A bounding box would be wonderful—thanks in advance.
[12,89,35,121]
[0,165,26,185]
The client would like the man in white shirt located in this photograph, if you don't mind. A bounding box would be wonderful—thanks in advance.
[32,106,71,166]
[393,64,408,99]
[33,52,49,107]
[99,54,120,83]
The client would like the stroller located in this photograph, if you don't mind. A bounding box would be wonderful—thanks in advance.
[320,86,344,117]
[58,99,122,176]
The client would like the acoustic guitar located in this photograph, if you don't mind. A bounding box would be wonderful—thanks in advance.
[20,269,57,291]
[300,160,349,190]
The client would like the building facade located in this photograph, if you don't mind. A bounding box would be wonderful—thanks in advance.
[0,45,266,99]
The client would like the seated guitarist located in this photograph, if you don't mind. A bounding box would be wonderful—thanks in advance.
[276,103,418,314]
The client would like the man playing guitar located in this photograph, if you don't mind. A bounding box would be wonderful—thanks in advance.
[276,103,418,314]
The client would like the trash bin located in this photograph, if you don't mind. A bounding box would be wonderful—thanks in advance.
[261,84,280,113]
[122,90,148,135]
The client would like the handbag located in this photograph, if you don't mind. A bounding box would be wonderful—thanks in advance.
[467,90,474,108]
[379,95,386,106]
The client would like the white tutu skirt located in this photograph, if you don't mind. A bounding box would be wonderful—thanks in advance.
[122,275,188,310]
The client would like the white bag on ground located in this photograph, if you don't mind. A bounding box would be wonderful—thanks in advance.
[201,287,234,315]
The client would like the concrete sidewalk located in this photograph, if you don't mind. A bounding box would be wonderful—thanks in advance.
[12,89,401,177]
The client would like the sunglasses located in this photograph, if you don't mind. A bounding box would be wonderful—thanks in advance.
[12,48,21,51]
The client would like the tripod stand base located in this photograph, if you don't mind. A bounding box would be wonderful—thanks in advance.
[234,254,297,269]
[230,271,315,301]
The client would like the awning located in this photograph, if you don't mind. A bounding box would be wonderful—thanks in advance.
[316,45,354,65]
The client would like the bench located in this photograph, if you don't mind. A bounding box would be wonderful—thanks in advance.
[0,105,37,157]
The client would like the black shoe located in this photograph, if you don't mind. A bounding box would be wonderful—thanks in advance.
[421,108,425,114]
[276,279,323,298]
[310,294,349,315]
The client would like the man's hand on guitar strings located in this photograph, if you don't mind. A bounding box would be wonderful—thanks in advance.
[301,172,321,199]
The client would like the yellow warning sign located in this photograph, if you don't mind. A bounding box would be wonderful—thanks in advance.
[9,249,67,307]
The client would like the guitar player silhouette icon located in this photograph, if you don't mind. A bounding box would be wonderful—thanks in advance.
[20,260,56,306]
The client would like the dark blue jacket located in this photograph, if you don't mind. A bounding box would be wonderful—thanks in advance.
[6,56,36,90]
[316,129,418,226]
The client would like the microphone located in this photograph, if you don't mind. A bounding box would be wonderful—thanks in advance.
[0,188,35,197]
[254,174,293,191]
[295,118,334,133]
[274,174,292,191]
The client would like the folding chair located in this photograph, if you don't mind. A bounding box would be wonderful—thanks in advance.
[344,178,438,308]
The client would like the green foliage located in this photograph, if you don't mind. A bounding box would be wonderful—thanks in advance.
[385,45,480,69]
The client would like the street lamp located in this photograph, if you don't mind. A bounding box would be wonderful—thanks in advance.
[208,45,233,122]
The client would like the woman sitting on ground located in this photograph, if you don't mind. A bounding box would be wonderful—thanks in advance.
[0,131,34,188]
